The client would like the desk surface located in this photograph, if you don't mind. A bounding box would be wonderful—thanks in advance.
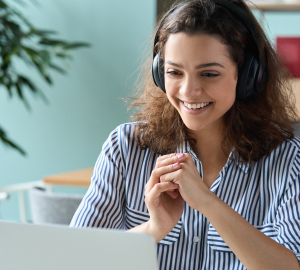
[43,168,93,187]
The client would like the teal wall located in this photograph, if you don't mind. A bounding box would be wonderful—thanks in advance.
[0,0,156,221]
[264,12,300,37]
[1,2,300,222]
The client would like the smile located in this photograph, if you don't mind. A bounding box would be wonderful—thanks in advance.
[183,102,210,110]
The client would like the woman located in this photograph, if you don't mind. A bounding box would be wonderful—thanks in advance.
[70,0,300,269]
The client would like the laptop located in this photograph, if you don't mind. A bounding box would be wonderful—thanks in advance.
[0,221,158,270]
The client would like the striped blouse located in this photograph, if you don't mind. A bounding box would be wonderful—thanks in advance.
[70,122,300,270]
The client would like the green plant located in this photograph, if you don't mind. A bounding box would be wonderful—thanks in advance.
[0,0,90,155]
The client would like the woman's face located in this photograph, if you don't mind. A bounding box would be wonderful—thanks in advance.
[164,33,238,133]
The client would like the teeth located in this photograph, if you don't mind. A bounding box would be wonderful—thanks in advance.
[184,102,210,110]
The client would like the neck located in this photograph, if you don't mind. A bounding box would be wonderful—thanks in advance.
[187,121,229,171]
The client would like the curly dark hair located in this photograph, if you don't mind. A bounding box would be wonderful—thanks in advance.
[129,0,299,163]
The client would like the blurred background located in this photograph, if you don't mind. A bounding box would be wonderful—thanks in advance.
[0,0,300,222]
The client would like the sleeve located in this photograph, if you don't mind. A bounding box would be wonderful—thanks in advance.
[70,125,127,229]
[274,172,300,262]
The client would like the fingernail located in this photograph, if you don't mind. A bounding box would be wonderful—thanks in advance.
[172,162,180,167]
[176,153,184,159]
[173,183,179,187]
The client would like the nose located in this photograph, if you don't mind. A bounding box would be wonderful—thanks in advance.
[179,74,203,97]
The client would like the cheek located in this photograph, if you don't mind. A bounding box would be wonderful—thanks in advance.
[165,78,177,94]
[166,92,178,110]
[212,80,236,109]
[165,84,179,105]
[223,75,237,100]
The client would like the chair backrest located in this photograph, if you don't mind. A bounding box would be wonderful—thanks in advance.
[29,188,83,225]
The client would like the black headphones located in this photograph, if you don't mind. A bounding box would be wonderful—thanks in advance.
[151,0,266,101]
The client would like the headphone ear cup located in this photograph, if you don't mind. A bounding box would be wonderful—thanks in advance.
[236,52,260,101]
[151,53,166,93]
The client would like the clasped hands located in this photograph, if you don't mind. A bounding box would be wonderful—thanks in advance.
[144,153,210,243]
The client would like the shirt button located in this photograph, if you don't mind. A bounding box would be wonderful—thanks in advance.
[193,236,200,243]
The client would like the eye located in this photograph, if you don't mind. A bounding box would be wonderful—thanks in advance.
[165,70,181,77]
[202,73,219,78]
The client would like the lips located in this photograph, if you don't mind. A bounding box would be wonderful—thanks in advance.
[180,100,212,114]
[183,101,210,110]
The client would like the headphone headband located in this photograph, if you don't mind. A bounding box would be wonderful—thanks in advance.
[153,0,191,58]
[154,0,264,67]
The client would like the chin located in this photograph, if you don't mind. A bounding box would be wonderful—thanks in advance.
[182,115,223,133]
[183,120,208,132]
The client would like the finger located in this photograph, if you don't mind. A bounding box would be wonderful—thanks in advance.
[182,153,194,164]
[156,153,177,163]
[166,189,179,199]
[145,182,179,205]
[156,153,186,169]
[159,169,181,184]
[145,162,181,196]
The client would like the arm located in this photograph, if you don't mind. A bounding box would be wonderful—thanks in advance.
[70,127,126,229]
[160,153,300,270]
[128,153,186,243]
[201,191,299,270]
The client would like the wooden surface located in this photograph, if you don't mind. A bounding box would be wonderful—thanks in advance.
[43,168,93,187]
[248,2,300,12]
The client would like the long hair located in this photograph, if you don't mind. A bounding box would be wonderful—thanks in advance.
[129,0,298,163]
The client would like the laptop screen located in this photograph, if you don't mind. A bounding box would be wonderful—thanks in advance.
[0,221,158,270]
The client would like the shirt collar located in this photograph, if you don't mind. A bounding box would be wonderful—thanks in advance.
[228,150,251,174]
[177,141,251,174]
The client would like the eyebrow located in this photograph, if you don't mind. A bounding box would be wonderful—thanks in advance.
[165,60,225,69]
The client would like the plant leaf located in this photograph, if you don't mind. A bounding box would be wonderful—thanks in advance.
[49,62,66,74]
[63,42,91,50]
[4,46,20,63]
[0,0,91,155]
[0,126,26,156]
[39,38,69,46]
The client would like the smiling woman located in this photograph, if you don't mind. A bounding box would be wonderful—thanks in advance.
[131,0,297,162]
[70,1,300,269]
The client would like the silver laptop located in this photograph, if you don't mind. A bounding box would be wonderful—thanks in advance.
[0,221,158,270]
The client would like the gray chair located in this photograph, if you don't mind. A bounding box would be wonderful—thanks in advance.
[29,187,83,225]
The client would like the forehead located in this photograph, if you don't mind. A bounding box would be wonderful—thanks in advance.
[164,32,233,64]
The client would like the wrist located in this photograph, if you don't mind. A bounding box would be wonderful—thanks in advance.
[128,221,165,244]
[146,221,168,244]
[195,188,218,214]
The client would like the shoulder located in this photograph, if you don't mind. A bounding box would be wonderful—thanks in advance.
[105,122,136,139]
[103,121,140,150]
[284,136,300,180]
[101,121,146,162]
[262,136,300,187]
[93,122,143,177]
[264,136,300,161]
[285,135,300,150]
[278,135,300,164]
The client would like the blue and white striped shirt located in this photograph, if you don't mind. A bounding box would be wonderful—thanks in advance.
[70,122,300,269]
